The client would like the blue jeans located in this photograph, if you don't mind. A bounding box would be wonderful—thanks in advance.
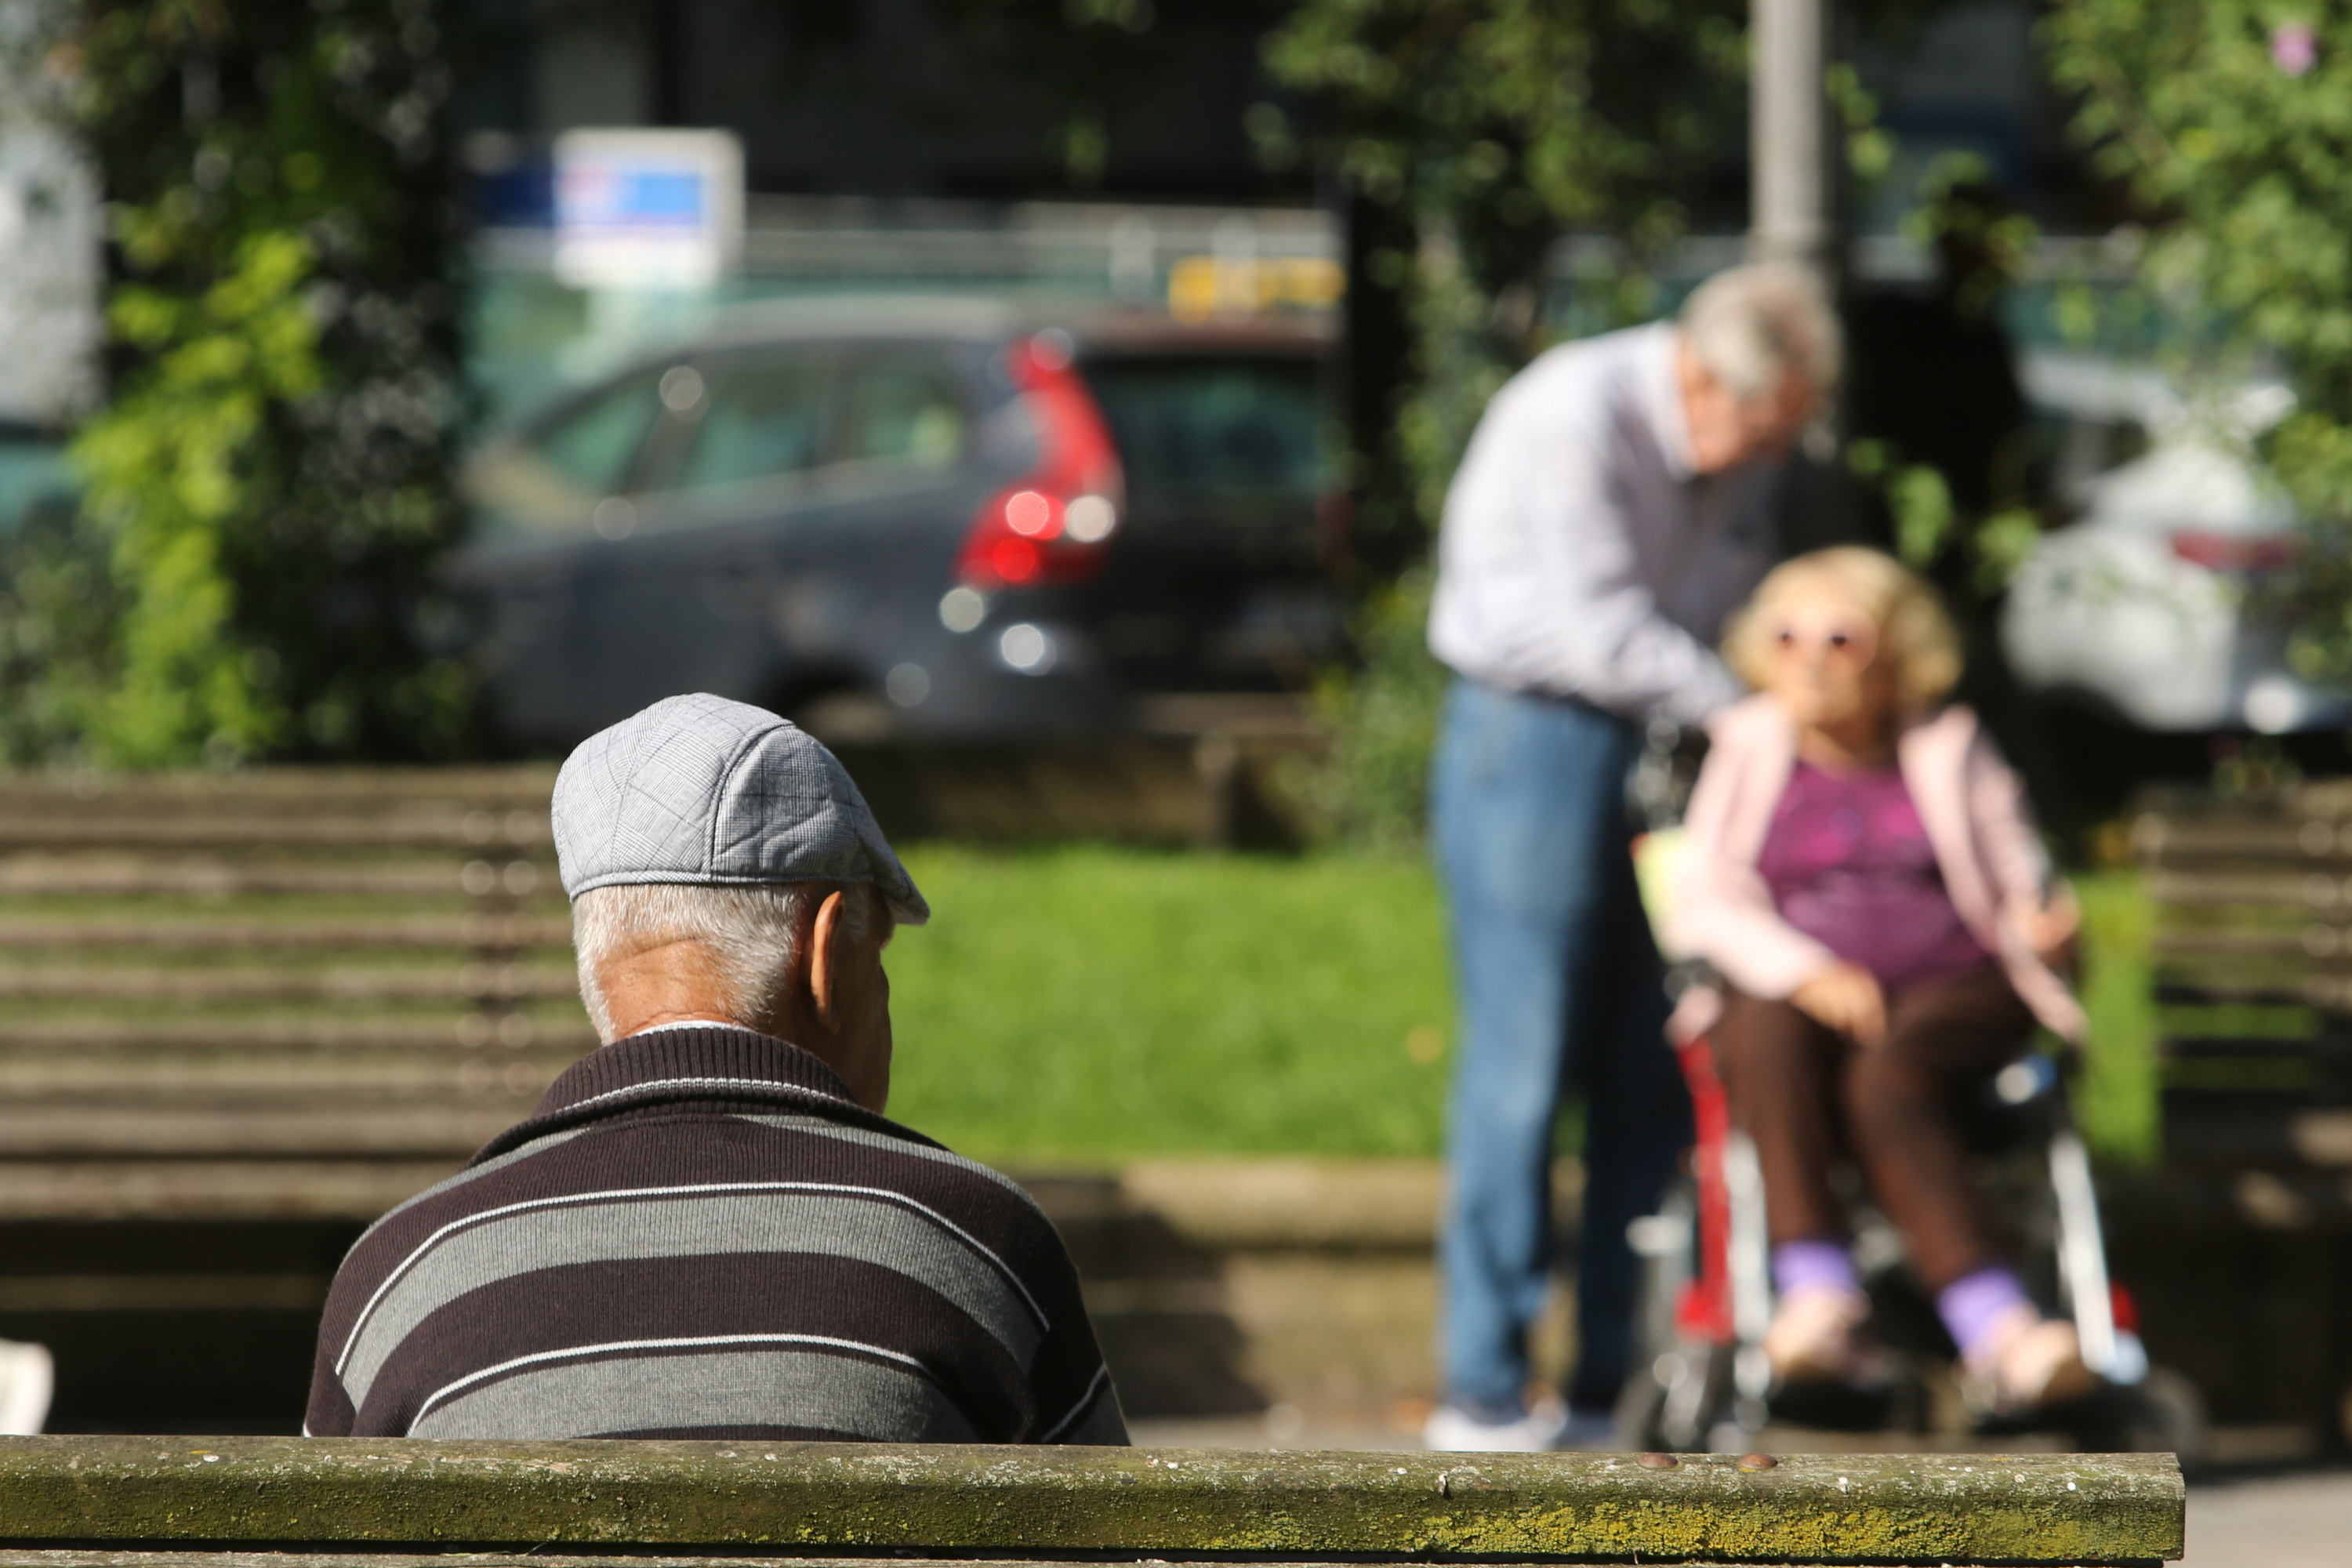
[1432,678,1692,1414]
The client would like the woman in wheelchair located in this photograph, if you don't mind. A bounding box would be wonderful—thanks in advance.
[1671,546,2092,1416]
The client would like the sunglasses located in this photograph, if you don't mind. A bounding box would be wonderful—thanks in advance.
[1767,615,1879,665]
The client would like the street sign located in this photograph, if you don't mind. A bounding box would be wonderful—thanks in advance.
[553,129,744,291]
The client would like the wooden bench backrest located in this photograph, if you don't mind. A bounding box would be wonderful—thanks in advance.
[0,769,586,1222]
[2133,782,2352,1169]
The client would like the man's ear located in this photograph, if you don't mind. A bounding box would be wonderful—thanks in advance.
[806,889,846,1034]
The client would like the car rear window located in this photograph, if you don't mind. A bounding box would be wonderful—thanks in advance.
[1079,354,1323,502]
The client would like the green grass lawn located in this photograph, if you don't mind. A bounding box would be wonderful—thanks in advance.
[881,845,2165,1167]
[884,845,1455,1163]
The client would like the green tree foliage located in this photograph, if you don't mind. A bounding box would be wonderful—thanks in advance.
[1265,0,1746,558]
[25,0,473,767]
[1847,154,2047,596]
[1259,1,1745,844]
[2045,2,2352,679]
[1283,566,1447,852]
[938,0,1203,188]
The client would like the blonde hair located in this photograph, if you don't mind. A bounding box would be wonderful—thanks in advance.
[1723,546,1962,714]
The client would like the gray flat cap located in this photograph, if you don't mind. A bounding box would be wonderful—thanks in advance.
[552,692,928,924]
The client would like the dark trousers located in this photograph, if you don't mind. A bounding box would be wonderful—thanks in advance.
[1711,963,2035,1292]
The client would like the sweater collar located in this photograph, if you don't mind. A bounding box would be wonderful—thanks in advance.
[474,1024,921,1167]
[537,1024,861,1116]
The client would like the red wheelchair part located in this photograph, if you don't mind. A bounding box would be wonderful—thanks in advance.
[1671,1034,1738,1347]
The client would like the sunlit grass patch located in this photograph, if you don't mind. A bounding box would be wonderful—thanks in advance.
[884,845,1455,1163]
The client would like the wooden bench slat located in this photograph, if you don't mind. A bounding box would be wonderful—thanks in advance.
[2147,869,2350,906]
[0,966,579,1002]
[0,767,557,805]
[2153,985,2314,1012]
[2152,929,2324,956]
[0,918,574,950]
[0,1105,523,1157]
[0,1438,2186,1566]
[2158,1034,2351,1059]
[0,862,539,898]
[0,768,587,1221]
[0,1054,569,1097]
[0,818,548,851]
[0,1022,597,1051]
[2136,820,2334,857]
[2156,1104,2352,1167]
[0,1161,464,1220]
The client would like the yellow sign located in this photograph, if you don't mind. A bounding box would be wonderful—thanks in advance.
[1167,255,1345,320]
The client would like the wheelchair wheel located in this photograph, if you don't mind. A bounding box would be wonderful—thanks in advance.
[1614,1337,1733,1452]
[2030,1366,2209,1462]
[1615,1179,1737,1450]
[2091,1367,2209,1467]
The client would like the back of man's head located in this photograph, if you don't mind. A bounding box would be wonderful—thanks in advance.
[1680,263,1843,406]
[550,693,926,1045]
[570,880,883,1043]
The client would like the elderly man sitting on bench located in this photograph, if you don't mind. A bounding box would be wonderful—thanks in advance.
[306,693,1127,1446]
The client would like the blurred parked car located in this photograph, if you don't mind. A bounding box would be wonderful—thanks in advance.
[454,296,1344,748]
[2001,354,2347,734]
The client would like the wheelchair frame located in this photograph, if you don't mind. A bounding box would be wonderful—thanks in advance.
[1620,1031,2151,1452]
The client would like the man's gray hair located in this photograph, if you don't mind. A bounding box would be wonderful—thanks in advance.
[1680,263,1842,405]
[572,880,882,1044]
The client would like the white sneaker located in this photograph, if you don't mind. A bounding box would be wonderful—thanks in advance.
[1423,1393,1567,1452]
[0,1340,52,1435]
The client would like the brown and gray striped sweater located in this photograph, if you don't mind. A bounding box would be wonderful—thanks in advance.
[305,1025,1127,1444]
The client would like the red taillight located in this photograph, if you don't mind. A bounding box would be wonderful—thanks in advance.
[2170,529,2294,573]
[956,335,1126,590]
[990,536,1042,583]
[2110,1282,2140,1335]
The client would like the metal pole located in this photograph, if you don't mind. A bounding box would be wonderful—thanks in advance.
[1750,0,1830,274]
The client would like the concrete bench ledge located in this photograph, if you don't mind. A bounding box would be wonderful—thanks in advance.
[0,1438,2181,1566]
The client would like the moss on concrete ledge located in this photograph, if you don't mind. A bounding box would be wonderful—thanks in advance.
[0,1439,2182,1565]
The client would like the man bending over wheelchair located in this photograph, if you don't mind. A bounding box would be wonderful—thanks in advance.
[1670,547,2092,1415]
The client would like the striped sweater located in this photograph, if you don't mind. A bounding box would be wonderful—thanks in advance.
[305,1025,1127,1444]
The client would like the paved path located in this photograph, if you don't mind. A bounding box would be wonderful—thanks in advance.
[2183,1468,2352,1567]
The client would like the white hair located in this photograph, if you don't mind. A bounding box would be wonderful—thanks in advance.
[1679,263,1843,405]
[572,881,883,1044]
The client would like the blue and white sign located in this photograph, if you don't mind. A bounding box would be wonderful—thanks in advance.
[554,129,744,290]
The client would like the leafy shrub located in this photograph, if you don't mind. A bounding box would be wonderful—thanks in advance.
[2046,3,2352,680]
[1289,567,1447,855]
[20,0,474,767]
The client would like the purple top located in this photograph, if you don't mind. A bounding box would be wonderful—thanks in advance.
[1755,760,1988,989]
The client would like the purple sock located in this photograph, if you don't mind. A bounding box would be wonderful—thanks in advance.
[1772,1239,1859,1298]
[1938,1265,2034,1361]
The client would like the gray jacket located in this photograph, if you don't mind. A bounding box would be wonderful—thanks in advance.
[1427,322,1781,725]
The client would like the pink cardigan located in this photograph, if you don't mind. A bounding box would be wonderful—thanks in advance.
[1667,695,2085,1044]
